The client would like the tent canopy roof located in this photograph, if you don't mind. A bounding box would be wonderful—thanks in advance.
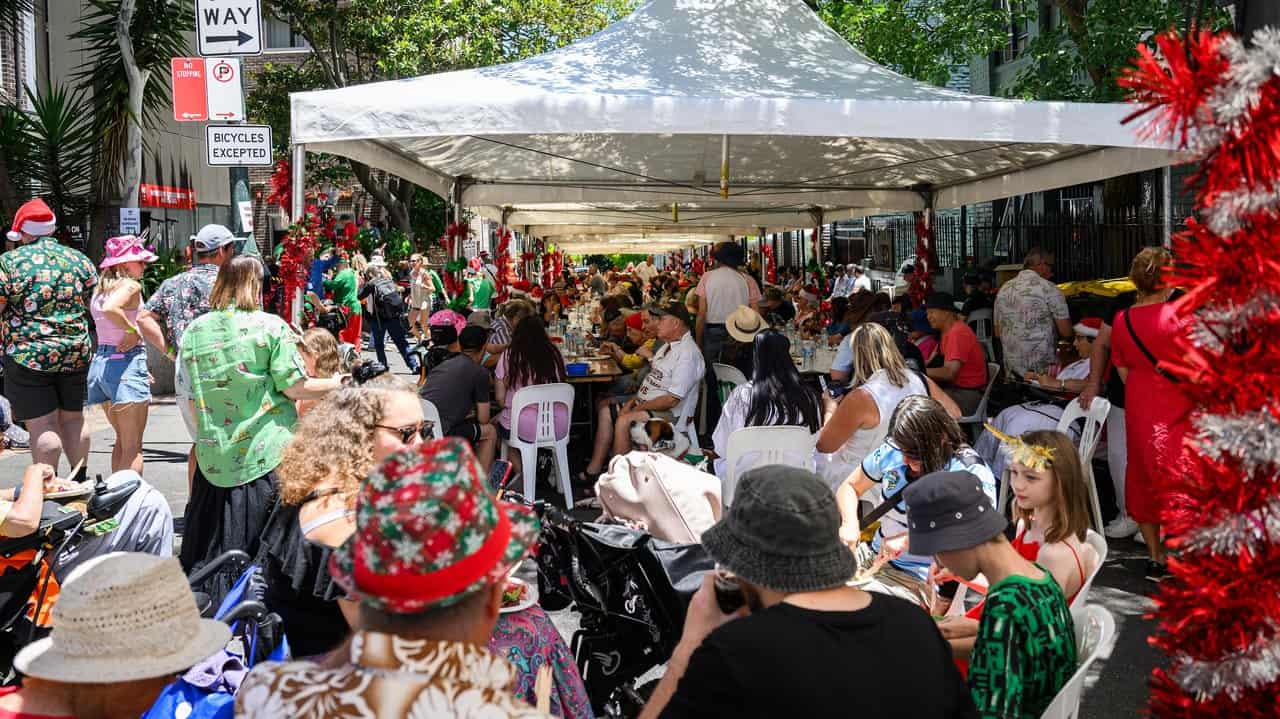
[291,0,1176,240]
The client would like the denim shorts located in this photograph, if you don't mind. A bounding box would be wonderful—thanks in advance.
[86,345,151,405]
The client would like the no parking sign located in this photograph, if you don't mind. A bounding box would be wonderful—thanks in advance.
[206,58,244,121]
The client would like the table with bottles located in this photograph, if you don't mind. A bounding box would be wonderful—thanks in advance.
[781,326,838,375]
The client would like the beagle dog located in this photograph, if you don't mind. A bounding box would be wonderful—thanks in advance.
[629,417,692,459]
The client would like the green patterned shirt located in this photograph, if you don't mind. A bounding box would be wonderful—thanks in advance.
[0,238,98,372]
[968,566,1076,719]
[180,309,306,487]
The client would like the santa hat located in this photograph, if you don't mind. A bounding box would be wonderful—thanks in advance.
[530,286,545,301]
[7,199,56,242]
[1074,317,1103,338]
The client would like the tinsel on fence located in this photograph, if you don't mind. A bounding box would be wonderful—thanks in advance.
[909,211,935,304]
[1120,28,1280,716]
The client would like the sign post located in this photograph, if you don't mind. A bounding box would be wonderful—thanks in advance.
[195,0,263,56]
[171,58,208,122]
[205,124,273,166]
[205,58,244,121]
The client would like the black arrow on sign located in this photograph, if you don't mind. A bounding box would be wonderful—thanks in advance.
[206,30,253,45]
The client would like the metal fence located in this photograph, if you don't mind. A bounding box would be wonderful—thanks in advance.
[862,209,1184,282]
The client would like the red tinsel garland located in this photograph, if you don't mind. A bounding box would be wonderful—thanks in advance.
[278,204,323,318]
[909,211,935,305]
[439,221,470,297]
[761,244,776,284]
[494,227,513,303]
[1121,30,1280,717]
[266,160,292,219]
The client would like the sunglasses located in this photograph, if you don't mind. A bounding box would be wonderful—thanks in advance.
[375,422,433,444]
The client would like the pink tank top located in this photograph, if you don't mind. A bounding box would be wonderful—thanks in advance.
[91,292,139,348]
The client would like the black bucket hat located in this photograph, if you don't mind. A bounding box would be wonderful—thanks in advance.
[903,470,1007,557]
[701,466,855,593]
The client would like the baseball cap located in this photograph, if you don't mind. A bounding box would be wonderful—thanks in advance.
[192,224,235,253]
[646,299,693,328]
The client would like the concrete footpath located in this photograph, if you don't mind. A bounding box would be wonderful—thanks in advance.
[0,351,1166,717]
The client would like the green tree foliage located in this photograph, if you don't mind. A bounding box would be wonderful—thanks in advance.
[814,0,1022,87]
[252,0,631,233]
[1006,0,1230,102]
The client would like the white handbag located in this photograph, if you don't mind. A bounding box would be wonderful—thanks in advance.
[595,451,722,544]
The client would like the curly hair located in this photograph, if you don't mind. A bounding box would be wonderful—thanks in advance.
[276,375,417,506]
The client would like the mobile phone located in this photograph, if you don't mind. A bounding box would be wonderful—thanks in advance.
[819,375,846,399]
[488,459,514,493]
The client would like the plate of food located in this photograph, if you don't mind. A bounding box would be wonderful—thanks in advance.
[500,577,538,614]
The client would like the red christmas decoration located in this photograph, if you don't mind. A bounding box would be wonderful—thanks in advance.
[277,205,323,318]
[438,221,470,297]
[909,211,935,305]
[494,226,514,303]
[1121,29,1280,717]
[761,244,776,284]
[265,160,292,219]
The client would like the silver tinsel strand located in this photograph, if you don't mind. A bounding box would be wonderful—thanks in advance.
[1187,28,1280,159]
[1173,632,1280,701]
[1205,184,1280,236]
[1180,496,1280,557]
[1190,292,1279,354]
[1194,409,1280,478]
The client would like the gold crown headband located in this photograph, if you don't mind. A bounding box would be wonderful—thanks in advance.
[984,424,1056,471]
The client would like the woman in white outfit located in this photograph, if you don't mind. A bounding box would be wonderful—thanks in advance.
[817,323,961,487]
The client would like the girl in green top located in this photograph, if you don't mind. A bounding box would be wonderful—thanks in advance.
[178,256,345,602]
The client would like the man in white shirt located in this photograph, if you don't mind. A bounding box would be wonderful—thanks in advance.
[581,301,706,479]
[694,242,760,428]
[993,247,1072,377]
[852,265,873,294]
[830,265,855,298]
[634,255,659,288]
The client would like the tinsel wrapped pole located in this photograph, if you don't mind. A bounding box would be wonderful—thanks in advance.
[1121,29,1280,717]
[909,210,935,305]
[495,226,513,303]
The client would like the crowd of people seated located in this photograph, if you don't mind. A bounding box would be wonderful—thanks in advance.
[0,200,1181,718]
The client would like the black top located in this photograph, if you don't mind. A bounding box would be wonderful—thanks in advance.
[259,500,348,658]
[661,595,977,719]
[764,300,796,325]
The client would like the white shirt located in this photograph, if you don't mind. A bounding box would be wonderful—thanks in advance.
[695,266,761,323]
[634,261,659,286]
[853,274,873,293]
[636,331,705,418]
[712,382,819,496]
[994,269,1070,376]
[830,276,854,298]
[821,370,927,488]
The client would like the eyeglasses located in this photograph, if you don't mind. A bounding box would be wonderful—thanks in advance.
[375,422,433,444]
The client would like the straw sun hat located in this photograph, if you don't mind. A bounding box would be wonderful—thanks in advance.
[15,553,230,684]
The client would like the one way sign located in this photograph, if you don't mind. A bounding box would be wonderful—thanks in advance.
[196,0,263,57]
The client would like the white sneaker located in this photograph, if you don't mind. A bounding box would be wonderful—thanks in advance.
[1104,516,1139,539]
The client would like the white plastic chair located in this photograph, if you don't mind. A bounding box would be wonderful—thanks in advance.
[674,381,703,456]
[419,398,444,440]
[1056,397,1111,533]
[500,383,576,508]
[1071,530,1108,610]
[1040,604,1116,719]
[722,426,818,506]
[966,308,995,362]
[713,363,748,398]
[957,362,1001,433]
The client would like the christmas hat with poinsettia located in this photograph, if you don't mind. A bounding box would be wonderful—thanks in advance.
[7,199,56,242]
[330,438,539,614]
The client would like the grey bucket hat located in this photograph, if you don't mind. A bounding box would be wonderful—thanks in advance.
[903,470,1007,556]
[701,466,855,593]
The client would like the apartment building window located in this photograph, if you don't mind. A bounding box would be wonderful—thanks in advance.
[995,0,1029,66]
[264,17,309,51]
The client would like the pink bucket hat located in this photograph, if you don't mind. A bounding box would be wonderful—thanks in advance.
[99,235,158,269]
[428,309,467,335]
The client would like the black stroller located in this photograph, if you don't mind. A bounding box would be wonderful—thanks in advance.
[531,500,711,718]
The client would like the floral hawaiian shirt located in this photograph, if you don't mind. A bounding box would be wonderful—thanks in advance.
[0,238,97,373]
[143,261,218,351]
[993,269,1070,377]
[236,631,549,719]
[180,309,306,488]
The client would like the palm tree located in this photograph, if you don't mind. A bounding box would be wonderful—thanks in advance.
[24,83,96,227]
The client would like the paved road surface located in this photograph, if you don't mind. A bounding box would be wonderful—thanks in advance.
[0,349,1165,716]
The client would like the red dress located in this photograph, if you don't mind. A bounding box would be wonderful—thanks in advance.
[1110,303,1194,524]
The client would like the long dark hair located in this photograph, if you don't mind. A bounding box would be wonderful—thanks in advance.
[888,395,970,474]
[505,317,566,387]
[745,329,822,433]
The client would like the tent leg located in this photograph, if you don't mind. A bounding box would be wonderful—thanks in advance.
[290,144,306,326]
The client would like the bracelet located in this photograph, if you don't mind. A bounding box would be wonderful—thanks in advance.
[125,325,138,335]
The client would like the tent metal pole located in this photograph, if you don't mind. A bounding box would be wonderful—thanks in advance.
[290,143,306,326]
[720,135,730,199]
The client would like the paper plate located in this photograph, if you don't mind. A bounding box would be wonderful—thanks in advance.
[500,577,538,614]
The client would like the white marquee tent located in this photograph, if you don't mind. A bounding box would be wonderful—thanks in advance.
[290,0,1179,245]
